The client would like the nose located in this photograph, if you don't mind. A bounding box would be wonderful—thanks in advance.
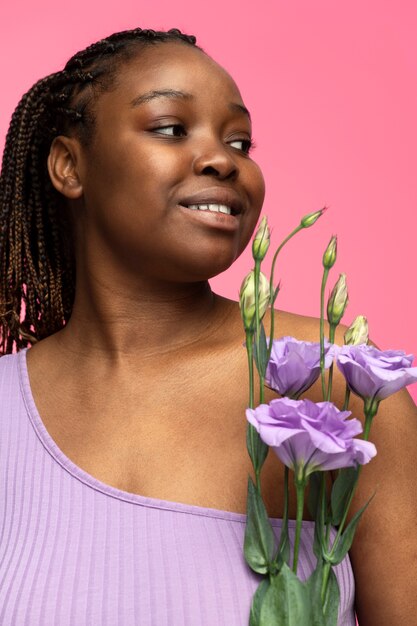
[192,140,239,180]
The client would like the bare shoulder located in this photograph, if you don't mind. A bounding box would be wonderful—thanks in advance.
[261,306,323,342]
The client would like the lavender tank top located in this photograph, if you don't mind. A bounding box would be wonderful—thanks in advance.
[0,349,357,625]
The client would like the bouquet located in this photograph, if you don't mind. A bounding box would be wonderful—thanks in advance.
[239,210,417,625]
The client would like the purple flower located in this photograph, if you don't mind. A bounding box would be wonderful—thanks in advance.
[337,344,417,403]
[246,398,376,479]
[265,336,337,398]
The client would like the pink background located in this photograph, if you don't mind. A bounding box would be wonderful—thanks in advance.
[1,1,416,402]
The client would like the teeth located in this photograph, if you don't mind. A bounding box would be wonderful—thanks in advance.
[187,204,232,215]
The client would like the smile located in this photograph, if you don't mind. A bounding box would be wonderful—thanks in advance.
[186,204,233,215]
[176,204,241,232]
[177,187,244,216]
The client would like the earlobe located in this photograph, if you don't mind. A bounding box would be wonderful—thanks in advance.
[47,136,84,200]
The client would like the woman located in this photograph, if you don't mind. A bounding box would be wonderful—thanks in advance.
[0,27,415,625]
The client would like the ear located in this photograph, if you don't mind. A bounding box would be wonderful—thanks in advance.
[47,136,84,199]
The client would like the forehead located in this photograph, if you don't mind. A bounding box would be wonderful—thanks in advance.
[108,42,244,105]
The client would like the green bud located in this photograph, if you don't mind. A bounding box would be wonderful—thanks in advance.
[323,235,337,269]
[239,270,270,331]
[344,315,369,345]
[300,206,328,228]
[327,273,348,326]
[252,216,270,261]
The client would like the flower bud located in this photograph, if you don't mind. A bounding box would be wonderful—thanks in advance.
[327,273,348,326]
[344,315,369,345]
[239,270,270,331]
[252,216,270,261]
[322,235,337,269]
[300,206,328,229]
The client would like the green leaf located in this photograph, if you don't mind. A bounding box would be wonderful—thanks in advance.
[272,283,281,306]
[249,578,270,626]
[322,568,340,626]
[311,474,326,561]
[307,561,326,626]
[330,467,358,526]
[273,518,290,571]
[307,562,322,626]
[312,512,323,561]
[329,490,376,565]
[244,477,277,574]
[246,423,269,475]
[259,563,311,626]
[271,468,290,572]
[253,321,269,378]
[307,560,340,626]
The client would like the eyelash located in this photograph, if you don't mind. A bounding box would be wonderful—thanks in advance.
[151,124,256,155]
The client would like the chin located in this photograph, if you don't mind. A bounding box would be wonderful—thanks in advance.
[188,248,240,280]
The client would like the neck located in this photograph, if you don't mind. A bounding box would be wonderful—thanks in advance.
[53,271,234,363]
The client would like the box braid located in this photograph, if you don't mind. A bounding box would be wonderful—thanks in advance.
[0,27,199,354]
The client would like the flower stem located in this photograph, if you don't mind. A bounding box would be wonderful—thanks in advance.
[292,478,306,574]
[246,331,255,409]
[328,465,361,561]
[325,401,378,582]
[320,473,332,552]
[320,268,330,399]
[253,263,266,406]
[321,562,332,606]
[326,324,336,401]
[266,225,304,364]
[254,260,261,373]
[273,466,290,572]
[255,468,261,492]
[245,330,256,479]
[245,330,266,491]
[325,515,331,545]
[363,417,372,440]
[320,473,331,605]
[259,376,265,404]
[363,398,379,440]
[342,386,351,411]
[283,466,289,523]
[320,473,326,530]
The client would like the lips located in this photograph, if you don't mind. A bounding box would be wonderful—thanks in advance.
[177,187,244,215]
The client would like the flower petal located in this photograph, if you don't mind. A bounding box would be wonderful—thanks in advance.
[246,396,377,475]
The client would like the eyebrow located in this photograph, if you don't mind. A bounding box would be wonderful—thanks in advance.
[229,102,252,122]
[130,89,193,107]
[129,89,251,122]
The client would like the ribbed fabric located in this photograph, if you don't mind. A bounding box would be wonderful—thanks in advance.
[0,349,356,625]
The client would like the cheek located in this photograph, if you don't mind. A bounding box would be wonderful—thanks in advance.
[81,144,174,218]
[240,161,266,248]
[232,161,265,258]
[250,161,266,210]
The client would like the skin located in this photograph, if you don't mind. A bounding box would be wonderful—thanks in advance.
[26,42,417,625]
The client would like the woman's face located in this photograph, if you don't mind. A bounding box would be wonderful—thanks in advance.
[71,42,265,283]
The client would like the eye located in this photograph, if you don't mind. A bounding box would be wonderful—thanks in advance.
[228,138,255,154]
[151,124,186,137]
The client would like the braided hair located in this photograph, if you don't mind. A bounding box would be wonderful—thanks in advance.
[0,27,200,354]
